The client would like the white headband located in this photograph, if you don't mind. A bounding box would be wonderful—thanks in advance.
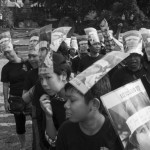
[30,36,39,42]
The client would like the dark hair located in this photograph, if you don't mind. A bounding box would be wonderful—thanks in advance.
[65,75,111,111]
[53,52,71,80]
[57,41,69,60]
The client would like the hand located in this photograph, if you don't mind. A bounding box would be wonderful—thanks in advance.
[40,94,53,118]
[4,101,10,113]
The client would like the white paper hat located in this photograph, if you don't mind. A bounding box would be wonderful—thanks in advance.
[123,30,143,55]
[69,51,129,94]
[50,27,72,52]
[70,36,78,51]
[84,27,100,45]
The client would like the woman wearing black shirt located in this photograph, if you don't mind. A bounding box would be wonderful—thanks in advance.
[1,43,31,150]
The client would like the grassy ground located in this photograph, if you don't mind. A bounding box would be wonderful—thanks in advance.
[0,59,32,150]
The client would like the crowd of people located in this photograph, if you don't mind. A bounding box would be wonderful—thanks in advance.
[0,19,150,150]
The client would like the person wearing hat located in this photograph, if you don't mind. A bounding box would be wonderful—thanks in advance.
[55,78,123,150]
[22,40,51,150]
[78,30,103,73]
[22,27,71,149]
[1,43,31,150]
[110,31,150,98]
[71,35,89,75]
[29,33,39,47]
[38,52,71,149]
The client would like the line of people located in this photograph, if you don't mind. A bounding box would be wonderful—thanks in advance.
[0,18,150,150]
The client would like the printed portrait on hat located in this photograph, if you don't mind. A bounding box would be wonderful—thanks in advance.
[101,79,150,150]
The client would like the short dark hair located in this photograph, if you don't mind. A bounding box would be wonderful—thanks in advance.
[54,62,71,81]
[65,75,111,111]
[48,52,71,80]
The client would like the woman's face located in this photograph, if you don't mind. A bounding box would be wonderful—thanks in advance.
[136,122,150,150]
[39,69,66,96]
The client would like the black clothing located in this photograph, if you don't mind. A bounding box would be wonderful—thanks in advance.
[1,61,29,96]
[1,60,31,135]
[50,95,66,130]
[111,66,150,98]
[32,82,66,150]
[56,117,123,150]
[71,56,81,74]
[78,54,103,72]
[23,68,38,91]
[14,113,26,134]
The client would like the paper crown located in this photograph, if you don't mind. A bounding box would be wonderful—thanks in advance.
[122,30,143,55]
[69,51,129,94]
[50,27,72,52]
[39,24,52,42]
[0,31,11,40]
[100,79,150,147]
[84,27,100,44]
[64,38,71,48]
[70,36,78,51]
[39,41,48,49]
[39,51,53,75]
[77,35,88,45]
[39,52,66,75]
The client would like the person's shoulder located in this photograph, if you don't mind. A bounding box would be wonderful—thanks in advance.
[2,61,11,70]
[112,66,127,77]
[80,54,90,61]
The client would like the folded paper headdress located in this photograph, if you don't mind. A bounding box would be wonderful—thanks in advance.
[50,27,72,52]
[122,30,143,55]
[84,27,100,45]
[69,51,129,94]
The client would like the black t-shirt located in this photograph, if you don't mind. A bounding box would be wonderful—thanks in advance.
[32,82,66,150]
[56,117,123,150]
[78,54,103,72]
[23,68,39,91]
[50,95,66,130]
[71,56,81,74]
[1,61,30,96]
[110,66,150,98]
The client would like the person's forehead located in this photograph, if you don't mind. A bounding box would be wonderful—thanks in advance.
[65,88,83,98]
